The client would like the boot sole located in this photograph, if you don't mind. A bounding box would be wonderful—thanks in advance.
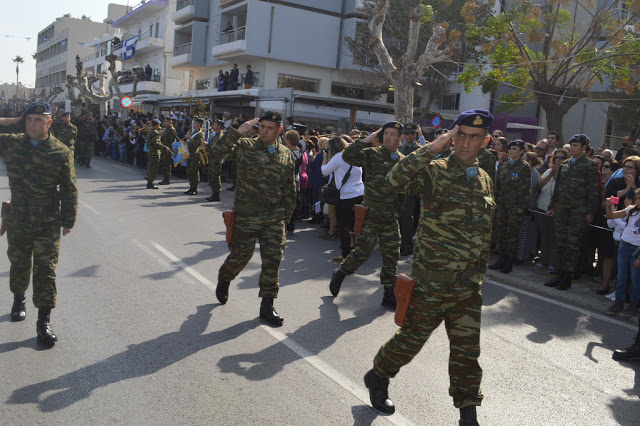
[364,372,396,414]
[259,313,284,327]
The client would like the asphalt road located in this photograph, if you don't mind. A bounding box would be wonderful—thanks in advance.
[0,156,638,425]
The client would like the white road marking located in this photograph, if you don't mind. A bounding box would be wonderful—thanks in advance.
[486,279,637,331]
[80,200,99,215]
[147,240,217,292]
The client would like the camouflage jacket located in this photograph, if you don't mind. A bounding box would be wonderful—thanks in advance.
[387,145,495,282]
[0,133,78,229]
[477,148,497,177]
[207,131,223,156]
[399,141,420,156]
[51,121,77,151]
[343,139,405,218]
[74,118,98,141]
[161,126,177,148]
[146,128,162,152]
[551,155,599,213]
[211,127,296,219]
[186,131,204,155]
[495,157,531,212]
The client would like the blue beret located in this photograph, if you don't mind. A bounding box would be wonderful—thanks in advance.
[25,101,52,115]
[403,123,418,133]
[152,118,161,125]
[382,121,404,132]
[449,109,493,130]
[508,139,526,150]
[61,111,71,117]
[214,119,225,126]
[260,111,282,123]
[193,117,204,124]
[569,134,589,145]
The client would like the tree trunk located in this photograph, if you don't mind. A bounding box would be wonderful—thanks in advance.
[15,67,19,98]
[543,105,564,139]
[393,79,415,124]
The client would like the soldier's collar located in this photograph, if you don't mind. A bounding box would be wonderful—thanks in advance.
[450,152,479,170]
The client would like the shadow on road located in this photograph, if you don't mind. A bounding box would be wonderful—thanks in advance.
[140,240,227,281]
[350,404,381,425]
[66,264,100,278]
[608,361,640,425]
[6,304,257,412]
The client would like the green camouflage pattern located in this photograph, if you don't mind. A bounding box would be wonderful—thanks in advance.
[159,125,177,178]
[207,131,224,193]
[74,117,97,162]
[495,158,531,257]
[146,128,162,182]
[399,141,420,156]
[0,132,78,308]
[186,131,204,187]
[51,120,77,151]
[477,148,496,176]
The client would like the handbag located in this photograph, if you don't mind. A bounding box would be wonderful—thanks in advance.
[320,165,353,205]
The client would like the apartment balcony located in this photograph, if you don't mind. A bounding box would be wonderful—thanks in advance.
[170,21,207,69]
[112,0,169,28]
[219,0,244,7]
[119,79,162,95]
[172,0,210,25]
[211,26,247,60]
[170,42,193,69]
[114,31,164,58]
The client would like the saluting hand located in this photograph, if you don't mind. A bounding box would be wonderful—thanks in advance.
[237,118,259,135]
[427,125,456,154]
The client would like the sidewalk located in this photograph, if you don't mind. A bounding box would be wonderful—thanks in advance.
[485,254,638,325]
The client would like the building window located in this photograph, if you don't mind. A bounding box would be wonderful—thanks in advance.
[440,93,460,110]
[331,82,378,101]
[196,79,211,90]
[277,74,320,93]
[155,22,160,38]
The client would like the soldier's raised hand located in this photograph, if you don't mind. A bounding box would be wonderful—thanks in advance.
[428,125,456,154]
[237,118,259,135]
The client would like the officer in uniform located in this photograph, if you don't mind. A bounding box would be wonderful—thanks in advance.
[211,112,296,326]
[74,111,97,167]
[145,119,168,189]
[206,119,225,202]
[0,101,78,347]
[329,121,405,308]
[399,123,421,256]
[51,112,77,151]
[489,139,531,273]
[184,118,206,195]
[363,110,495,426]
[544,134,599,290]
[158,117,177,185]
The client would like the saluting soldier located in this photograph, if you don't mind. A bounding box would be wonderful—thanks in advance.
[0,101,78,347]
[184,118,206,195]
[205,119,225,202]
[51,111,77,151]
[489,139,531,273]
[74,111,97,168]
[157,117,177,185]
[211,112,296,326]
[329,121,405,308]
[363,110,494,426]
[145,119,168,189]
[399,123,421,256]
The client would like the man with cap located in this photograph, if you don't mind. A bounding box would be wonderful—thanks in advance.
[0,101,78,347]
[544,134,599,290]
[51,112,77,152]
[205,119,225,202]
[184,117,206,195]
[489,139,531,273]
[158,117,177,185]
[145,118,169,189]
[210,111,296,326]
[329,121,405,308]
[398,123,421,256]
[249,124,259,138]
[363,110,495,426]
[74,111,98,167]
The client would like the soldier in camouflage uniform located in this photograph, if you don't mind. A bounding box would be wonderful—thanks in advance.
[51,112,77,151]
[184,118,206,195]
[399,123,421,256]
[488,140,531,273]
[205,119,225,202]
[74,111,97,168]
[158,117,177,185]
[363,110,494,426]
[544,134,599,290]
[329,121,405,308]
[0,102,78,347]
[477,146,497,177]
[145,119,168,189]
[211,112,296,327]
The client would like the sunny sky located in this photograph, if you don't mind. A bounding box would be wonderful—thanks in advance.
[0,0,130,88]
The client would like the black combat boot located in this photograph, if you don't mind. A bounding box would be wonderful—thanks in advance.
[544,273,561,287]
[85,159,91,168]
[612,336,640,361]
[499,256,512,274]
[36,307,58,347]
[216,277,230,305]
[381,285,397,309]
[364,369,395,414]
[10,293,26,322]
[556,271,572,291]
[146,181,159,189]
[488,255,505,270]
[459,405,480,426]
[227,184,235,192]
[158,177,170,185]
[259,297,284,327]
[206,192,220,202]
[330,269,347,297]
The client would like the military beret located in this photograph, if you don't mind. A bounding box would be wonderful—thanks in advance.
[382,121,404,132]
[449,109,493,130]
[252,124,259,130]
[403,123,418,133]
[61,111,71,117]
[213,119,225,126]
[435,129,449,136]
[508,139,526,150]
[292,123,307,132]
[569,133,589,145]
[81,110,90,116]
[152,118,161,125]
[260,111,282,123]
[24,101,52,115]
[193,117,204,124]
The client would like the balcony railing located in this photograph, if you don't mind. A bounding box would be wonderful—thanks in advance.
[119,73,161,85]
[177,0,195,10]
[219,26,245,44]
[174,43,192,56]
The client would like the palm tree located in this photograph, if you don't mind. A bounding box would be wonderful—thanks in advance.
[12,56,23,98]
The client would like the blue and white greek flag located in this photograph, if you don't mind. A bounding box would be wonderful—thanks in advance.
[204,119,211,142]
[122,36,138,60]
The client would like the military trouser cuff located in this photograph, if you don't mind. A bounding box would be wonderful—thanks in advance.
[258,288,279,299]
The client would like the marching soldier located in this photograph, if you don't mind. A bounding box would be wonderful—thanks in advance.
[74,111,97,168]
[206,119,225,202]
[145,119,168,189]
[364,110,495,426]
[399,123,421,256]
[211,112,296,326]
[51,112,77,151]
[329,121,405,308]
[184,118,206,195]
[158,117,177,185]
[0,101,78,347]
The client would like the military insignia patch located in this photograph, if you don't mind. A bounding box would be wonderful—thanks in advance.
[391,152,398,160]
[30,138,39,147]
[473,115,482,126]
[466,167,478,178]
[267,145,276,154]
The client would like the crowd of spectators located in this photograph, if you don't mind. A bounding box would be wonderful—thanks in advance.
[217,64,254,91]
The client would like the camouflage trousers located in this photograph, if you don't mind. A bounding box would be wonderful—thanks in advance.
[553,205,588,272]
[186,156,201,188]
[7,219,61,309]
[146,150,161,182]
[339,216,400,287]
[399,195,419,253]
[159,148,172,178]
[373,276,483,408]
[495,203,525,258]
[76,138,94,163]
[218,212,287,298]
[208,157,223,193]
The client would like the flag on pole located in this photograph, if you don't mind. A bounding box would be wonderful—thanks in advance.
[172,140,184,166]
[204,119,211,142]
[122,36,138,60]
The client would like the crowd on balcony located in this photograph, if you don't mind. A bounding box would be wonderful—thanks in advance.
[216,64,254,91]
